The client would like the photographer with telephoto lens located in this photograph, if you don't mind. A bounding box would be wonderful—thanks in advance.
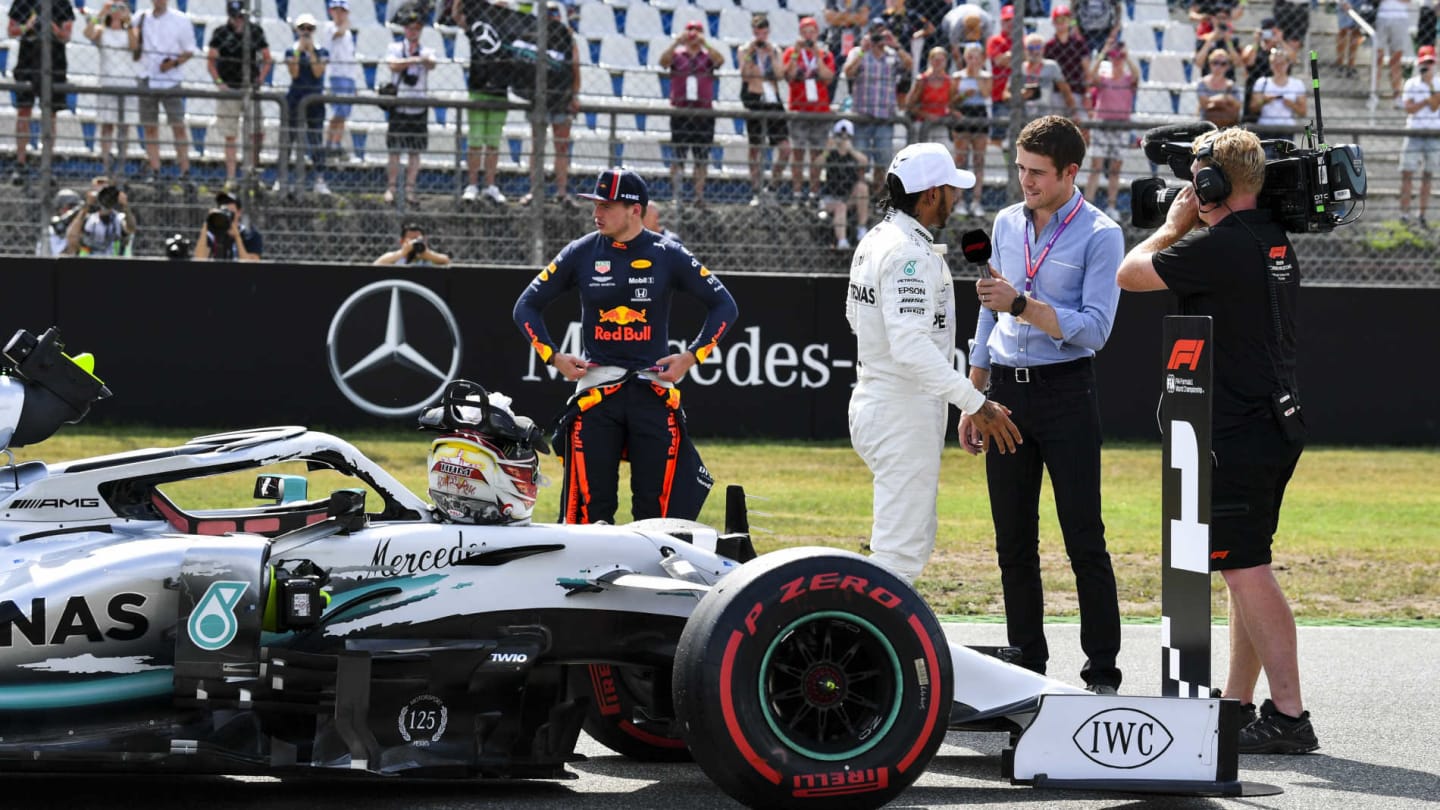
[65,179,136,257]
[1117,127,1318,755]
[193,190,262,261]
[374,221,450,266]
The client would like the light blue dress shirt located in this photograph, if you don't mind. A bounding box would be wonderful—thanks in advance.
[971,188,1124,370]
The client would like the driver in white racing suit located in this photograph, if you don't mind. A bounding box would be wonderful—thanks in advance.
[846,142,1021,583]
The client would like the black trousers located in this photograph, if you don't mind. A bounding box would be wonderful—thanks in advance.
[561,380,681,525]
[984,358,1122,688]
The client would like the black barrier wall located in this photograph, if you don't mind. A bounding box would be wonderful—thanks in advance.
[6,258,1435,445]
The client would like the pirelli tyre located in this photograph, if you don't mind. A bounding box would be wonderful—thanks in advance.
[673,548,951,810]
[570,663,692,762]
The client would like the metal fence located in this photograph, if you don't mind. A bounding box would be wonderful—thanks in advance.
[1,0,1436,284]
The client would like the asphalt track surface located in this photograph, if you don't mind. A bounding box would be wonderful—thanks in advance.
[2,624,1436,809]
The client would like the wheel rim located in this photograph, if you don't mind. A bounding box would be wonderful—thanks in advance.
[758,611,903,761]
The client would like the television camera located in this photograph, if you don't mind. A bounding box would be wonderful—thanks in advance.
[1131,51,1366,234]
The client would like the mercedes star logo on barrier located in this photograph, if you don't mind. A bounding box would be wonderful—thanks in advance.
[326,280,462,418]
[471,22,501,55]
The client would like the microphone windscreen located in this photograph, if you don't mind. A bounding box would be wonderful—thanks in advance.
[959,229,992,264]
[1141,121,1217,164]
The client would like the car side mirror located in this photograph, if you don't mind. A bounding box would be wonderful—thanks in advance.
[254,473,308,503]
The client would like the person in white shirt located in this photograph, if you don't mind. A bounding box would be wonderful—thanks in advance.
[1375,0,1415,97]
[321,0,358,159]
[134,0,196,184]
[85,0,139,175]
[1248,47,1306,138]
[383,13,436,205]
[1400,45,1440,226]
[845,141,1020,583]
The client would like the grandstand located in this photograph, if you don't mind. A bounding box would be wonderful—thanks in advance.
[0,0,1434,282]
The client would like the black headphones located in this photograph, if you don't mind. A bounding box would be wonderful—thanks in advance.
[1192,136,1231,207]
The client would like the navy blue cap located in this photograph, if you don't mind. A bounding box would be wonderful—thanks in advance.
[578,168,648,208]
[227,0,245,16]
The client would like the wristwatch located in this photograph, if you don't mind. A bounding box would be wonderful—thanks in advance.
[1010,294,1028,317]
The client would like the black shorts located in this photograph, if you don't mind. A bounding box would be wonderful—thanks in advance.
[951,105,989,135]
[741,96,789,146]
[386,111,429,152]
[670,112,715,160]
[1274,3,1309,42]
[1209,418,1304,571]
[12,70,69,112]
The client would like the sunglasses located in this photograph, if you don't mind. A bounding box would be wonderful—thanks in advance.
[298,25,315,31]
[1211,58,1230,65]
[1026,45,1043,51]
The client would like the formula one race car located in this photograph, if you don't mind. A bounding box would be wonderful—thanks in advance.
[0,327,1243,809]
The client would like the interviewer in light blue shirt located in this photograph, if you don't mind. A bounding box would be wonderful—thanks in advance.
[959,114,1125,695]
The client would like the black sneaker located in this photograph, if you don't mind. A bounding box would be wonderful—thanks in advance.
[1211,688,1258,727]
[1238,699,1319,754]
[9,167,25,187]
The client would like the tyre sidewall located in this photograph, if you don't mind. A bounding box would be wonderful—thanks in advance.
[676,549,951,809]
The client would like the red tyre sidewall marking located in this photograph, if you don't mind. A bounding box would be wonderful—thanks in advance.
[897,612,942,773]
[618,719,688,748]
[720,628,782,785]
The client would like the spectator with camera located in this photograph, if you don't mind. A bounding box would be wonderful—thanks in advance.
[1118,126,1319,756]
[193,191,262,261]
[739,13,792,207]
[1239,18,1283,124]
[277,14,331,196]
[1194,5,1242,81]
[134,0,197,187]
[85,0,139,178]
[384,10,437,206]
[321,0,358,161]
[950,42,991,218]
[65,181,136,257]
[7,0,75,187]
[823,0,870,92]
[1012,33,1075,121]
[843,20,913,195]
[659,20,725,208]
[207,0,272,191]
[1084,37,1137,221]
[782,16,836,204]
[374,221,451,266]
[817,119,870,249]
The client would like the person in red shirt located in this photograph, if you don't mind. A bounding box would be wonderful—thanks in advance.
[783,16,837,202]
[986,4,1014,147]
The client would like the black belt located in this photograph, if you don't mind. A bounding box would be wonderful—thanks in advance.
[990,357,1092,384]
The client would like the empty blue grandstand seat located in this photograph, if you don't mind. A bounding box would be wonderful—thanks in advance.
[81,120,96,151]
[191,124,207,155]
[375,0,387,25]
[351,130,366,159]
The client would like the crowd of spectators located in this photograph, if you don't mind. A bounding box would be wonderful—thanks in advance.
[16,0,1440,257]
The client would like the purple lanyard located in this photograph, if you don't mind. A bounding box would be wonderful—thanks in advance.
[1022,192,1085,296]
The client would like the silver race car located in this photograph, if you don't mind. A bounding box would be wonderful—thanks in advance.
[0,328,1241,809]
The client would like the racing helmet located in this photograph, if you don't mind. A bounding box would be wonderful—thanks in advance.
[427,428,540,524]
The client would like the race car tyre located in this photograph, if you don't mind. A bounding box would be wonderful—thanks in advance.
[570,663,692,762]
[673,548,952,810]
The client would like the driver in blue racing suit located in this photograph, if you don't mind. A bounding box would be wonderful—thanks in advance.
[513,168,738,524]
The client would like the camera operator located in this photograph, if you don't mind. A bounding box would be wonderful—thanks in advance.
[1117,127,1318,755]
[374,221,450,266]
[193,190,262,261]
[65,182,136,257]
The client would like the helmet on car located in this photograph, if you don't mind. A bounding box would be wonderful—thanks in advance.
[427,428,540,524]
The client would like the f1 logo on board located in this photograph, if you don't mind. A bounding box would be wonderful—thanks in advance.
[1166,340,1205,371]
[1071,708,1174,769]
